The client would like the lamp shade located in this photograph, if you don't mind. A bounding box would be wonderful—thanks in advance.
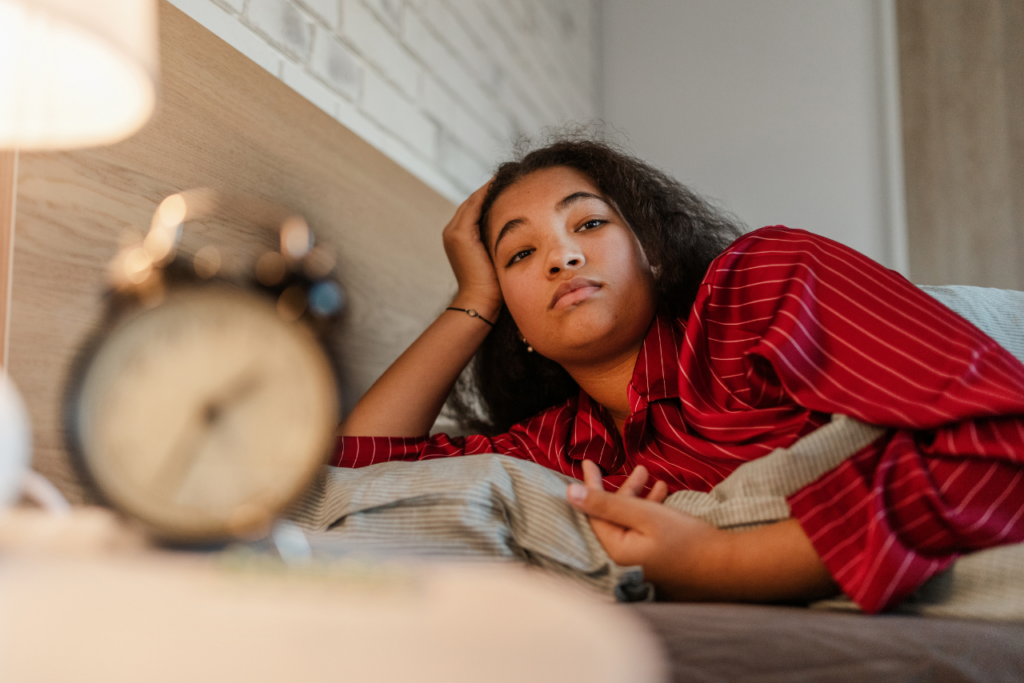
[0,0,158,150]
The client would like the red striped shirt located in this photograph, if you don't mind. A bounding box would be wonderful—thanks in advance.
[333,226,1024,612]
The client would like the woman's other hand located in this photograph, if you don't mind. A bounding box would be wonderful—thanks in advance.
[443,181,502,319]
[567,460,725,599]
[567,460,838,603]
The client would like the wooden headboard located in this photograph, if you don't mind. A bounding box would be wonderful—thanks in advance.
[0,1,457,502]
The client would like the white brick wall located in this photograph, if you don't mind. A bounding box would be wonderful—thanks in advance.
[170,0,601,203]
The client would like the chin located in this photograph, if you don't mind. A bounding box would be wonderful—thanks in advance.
[543,304,644,362]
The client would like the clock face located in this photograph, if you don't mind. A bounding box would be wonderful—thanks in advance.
[72,287,339,542]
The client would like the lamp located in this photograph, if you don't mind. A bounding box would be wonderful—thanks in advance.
[0,0,158,507]
[0,0,159,150]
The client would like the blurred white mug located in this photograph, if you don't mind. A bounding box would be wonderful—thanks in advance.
[0,370,31,508]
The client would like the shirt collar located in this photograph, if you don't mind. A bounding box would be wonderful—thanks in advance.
[627,315,684,411]
[565,315,684,474]
[567,391,622,472]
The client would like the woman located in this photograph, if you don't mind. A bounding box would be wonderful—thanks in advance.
[335,138,1024,612]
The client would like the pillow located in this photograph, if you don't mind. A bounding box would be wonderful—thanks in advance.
[919,284,1024,363]
[288,453,651,601]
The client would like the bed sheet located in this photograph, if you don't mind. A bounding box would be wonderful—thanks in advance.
[630,601,1024,683]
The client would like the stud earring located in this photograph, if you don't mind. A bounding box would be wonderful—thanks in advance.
[518,330,534,353]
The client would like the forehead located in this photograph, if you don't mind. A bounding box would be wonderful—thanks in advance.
[486,166,604,247]
[490,166,601,218]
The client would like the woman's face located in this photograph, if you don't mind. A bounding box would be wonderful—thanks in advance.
[485,166,657,367]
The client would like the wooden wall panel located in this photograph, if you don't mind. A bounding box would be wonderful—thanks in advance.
[10,2,456,502]
[898,0,1024,288]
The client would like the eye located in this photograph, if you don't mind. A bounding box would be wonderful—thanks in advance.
[507,248,534,266]
[577,219,606,232]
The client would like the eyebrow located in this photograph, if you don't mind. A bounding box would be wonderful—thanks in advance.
[556,191,609,210]
[491,191,611,253]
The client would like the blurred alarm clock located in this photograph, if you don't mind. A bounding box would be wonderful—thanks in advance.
[65,190,343,543]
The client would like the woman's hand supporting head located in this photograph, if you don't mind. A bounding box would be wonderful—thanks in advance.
[338,180,504,438]
[443,181,503,322]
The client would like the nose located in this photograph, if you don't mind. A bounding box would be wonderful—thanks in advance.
[546,237,585,276]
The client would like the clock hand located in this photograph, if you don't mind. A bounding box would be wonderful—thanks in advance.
[151,368,265,499]
[204,369,264,419]
[151,412,211,500]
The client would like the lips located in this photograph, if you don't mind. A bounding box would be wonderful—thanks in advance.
[550,277,602,309]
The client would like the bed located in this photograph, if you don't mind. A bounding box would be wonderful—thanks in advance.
[2,4,1022,682]
[630,602,1024,682]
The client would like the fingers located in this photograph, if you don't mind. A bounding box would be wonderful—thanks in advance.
[619,465,650,497]
[586,516,635,564]
[647,479,669,503]
[445,179,492,236]
[457,178,492,222]
[567,481,653,531]
[581,459,605,489]
[580,460,666,501]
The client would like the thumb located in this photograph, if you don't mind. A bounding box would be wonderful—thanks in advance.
[567,483,652,531]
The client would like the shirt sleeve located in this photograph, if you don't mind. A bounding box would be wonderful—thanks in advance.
[330,401,583,478]
[705,226,1024,612]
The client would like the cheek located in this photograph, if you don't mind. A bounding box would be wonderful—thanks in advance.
[496,269,534,314]
[497,268,549,338]
[597,236,654,298]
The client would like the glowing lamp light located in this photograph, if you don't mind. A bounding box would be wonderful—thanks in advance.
[0,0,159,150]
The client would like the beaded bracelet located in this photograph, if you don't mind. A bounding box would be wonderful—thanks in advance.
[446,307,494,327]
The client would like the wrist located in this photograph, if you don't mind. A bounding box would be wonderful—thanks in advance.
[655,526,736,601]
[449,292,501,323]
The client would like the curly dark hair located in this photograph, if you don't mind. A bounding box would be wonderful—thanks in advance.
[447,134,744,435]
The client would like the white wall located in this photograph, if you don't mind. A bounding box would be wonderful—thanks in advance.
[602,0,908,271]
[164,0,907,267]
[167,0,601,203]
